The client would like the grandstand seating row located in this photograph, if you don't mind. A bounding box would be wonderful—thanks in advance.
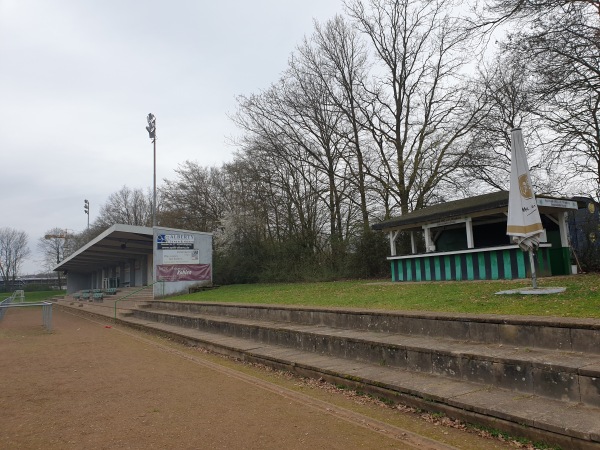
[72,288,119,302]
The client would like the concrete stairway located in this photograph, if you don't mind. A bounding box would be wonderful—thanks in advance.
[65,286,155,316]
[62,300,600,448]
[113,286,155,302]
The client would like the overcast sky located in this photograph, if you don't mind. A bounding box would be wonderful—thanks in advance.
[0,0,344,274]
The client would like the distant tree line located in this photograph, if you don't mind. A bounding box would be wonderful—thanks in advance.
[65,0,599,282]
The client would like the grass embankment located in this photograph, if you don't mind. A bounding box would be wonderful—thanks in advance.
[173,274,600,319]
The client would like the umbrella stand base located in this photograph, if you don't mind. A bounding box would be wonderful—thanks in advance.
[495,287,566,295]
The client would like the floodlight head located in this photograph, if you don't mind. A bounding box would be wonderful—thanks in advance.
[146,113,156,139]
[146,125,155,139]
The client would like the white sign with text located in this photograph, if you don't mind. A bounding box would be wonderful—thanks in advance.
[162,249,200,265]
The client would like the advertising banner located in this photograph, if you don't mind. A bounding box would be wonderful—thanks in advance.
[157,234,195,250]
[162,249,200,265]
[156,264,211,282]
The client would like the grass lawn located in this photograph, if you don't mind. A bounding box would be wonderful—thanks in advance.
[1,291,66,303]
[172,274,600,319]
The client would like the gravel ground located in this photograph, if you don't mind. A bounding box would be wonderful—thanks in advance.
[0,306,519,449]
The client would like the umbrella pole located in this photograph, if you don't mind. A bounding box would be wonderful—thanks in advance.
[528,249,538,289]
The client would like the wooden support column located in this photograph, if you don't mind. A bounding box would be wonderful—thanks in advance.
[546,212,568,246]
[424,227,434,252]
[410,231,417,254]
[389,230,400,256]
[558,212,570,247]
[466,217,474,249]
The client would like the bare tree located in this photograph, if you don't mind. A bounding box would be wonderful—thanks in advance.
[235,67,351,258]
[37,228,68,290]
[160,162,225,232]
[232,138,327,252]
[474,0,600,198]
[345,0,488,215]
[0,228,30,290]
[462,55,568,194]
[472,0,599,31]
[298,15,375,230]
[95,186,154,228]
[64,225,107,258]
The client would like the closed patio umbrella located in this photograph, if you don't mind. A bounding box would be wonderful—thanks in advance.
[506,128,544,288]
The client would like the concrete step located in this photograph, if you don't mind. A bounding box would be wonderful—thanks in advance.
[121,313,600,449]
[69,287,155,303]
[148,301,600,354]
[130,307,600,408]
[58,295,153,319]
[54,299,600,448]
[116,287,154,301]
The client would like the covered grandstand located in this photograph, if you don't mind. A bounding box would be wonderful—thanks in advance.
[54,224,212,298]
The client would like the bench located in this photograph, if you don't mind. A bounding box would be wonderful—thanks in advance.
[73,289,107,301]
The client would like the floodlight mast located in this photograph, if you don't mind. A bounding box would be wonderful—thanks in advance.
[146,113,157,227]
[84,199,90,230]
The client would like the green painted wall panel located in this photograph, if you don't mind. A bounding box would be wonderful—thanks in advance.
[444,257,452,281]
[389,246,559,282]
[434,257,441,280]
[454,256,462,280]
[549,247,570,276]
[537,248,553,276]
[424,258,431,281]
[478,254,486,280]
[466,254,474,280]
[516,251,526,279]
[490,252,499,280]
[503,251,512,279]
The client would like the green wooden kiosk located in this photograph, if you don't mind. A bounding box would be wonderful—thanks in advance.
[372,191,580,282]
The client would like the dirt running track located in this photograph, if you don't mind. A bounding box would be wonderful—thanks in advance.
[0,307,514,450]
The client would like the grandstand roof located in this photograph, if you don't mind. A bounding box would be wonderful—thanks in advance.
[371,191,582,232]
[54,224,153,273]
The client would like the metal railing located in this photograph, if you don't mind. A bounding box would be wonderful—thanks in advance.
[113,281,164,319]
[0,294,13,320]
